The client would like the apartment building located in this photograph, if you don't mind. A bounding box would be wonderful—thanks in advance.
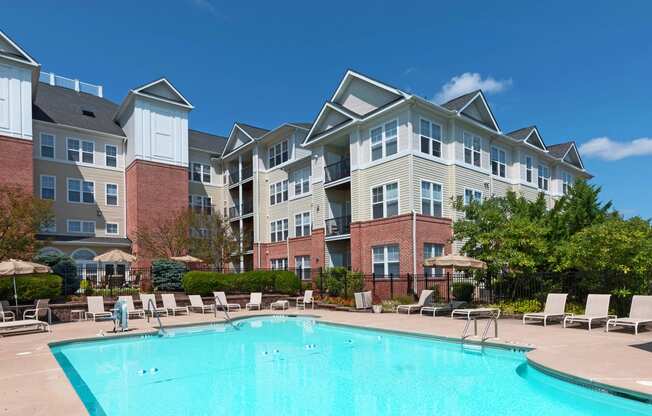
[0,30,590,277]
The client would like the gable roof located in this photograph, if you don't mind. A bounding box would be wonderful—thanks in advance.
[546,142,573,158]
[236,122,269,139]
[441,90,479,112]
[189,129,227,154]
[131,78,193,109]
[33,83,125,137]
[331,69,406,104]
[0,29,39,67]
[287,122,312,130]
[547,141,585,170]
[507,126,546,150]
[448,90,500,132]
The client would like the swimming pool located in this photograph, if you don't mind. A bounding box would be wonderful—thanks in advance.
[51,316,651,415]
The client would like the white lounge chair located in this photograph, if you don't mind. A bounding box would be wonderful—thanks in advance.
[420,301,467,317]
[564,294,614,331]
[295,290,314,310]
[188,295,213,314]
[213,292,241,311]
[0,300,16,322]
[85,296,113,321]
[162,294,189,316]
[451,307,501,319]
[396,290,434,314]
[23,299,52,324]
[117,296,145,318]
[140,294,168,317]
[246,293,262,310]
[270,299,290,310]
[354,291,373,311]
[522,294,568,327]
[0,319,49,334]
[606,295,652,335]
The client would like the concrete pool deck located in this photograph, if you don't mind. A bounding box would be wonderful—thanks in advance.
[1,309,651,415]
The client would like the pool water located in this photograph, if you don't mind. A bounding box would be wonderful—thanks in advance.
[51,316,651,415]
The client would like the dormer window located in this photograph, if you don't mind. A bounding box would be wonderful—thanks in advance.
[81,109,95,117]
[269,140,289,168]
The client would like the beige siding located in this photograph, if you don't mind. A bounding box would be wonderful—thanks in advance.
[354,155,411,221]
[335,77,398,115]
[412,156,454,219]
[492,178,513,198]
[357,108,409,166]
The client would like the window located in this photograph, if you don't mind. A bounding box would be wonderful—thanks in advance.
[419,119,442,158]
[191,163,211,183]
[463,132,482,167]
[106,223,119,235]
[372,182,399,219]
[269,140,289,168]
[525,156,533,183]
[464,189,483,205]
[105,145,117,167]
[40,134,55,159]
[561,171,573,195]
[491,147,507,178]
[421,181,442,217]
[40,219,56,233]
[67,179,94,203]
[270,180,288,205]
[67,139,80,162]
[40,175,55,200]
[105,184,118,206]
[372,245,400,277]
[270,219,289,242]
[67,139,94,163]
[81,141,94,164]
[270,258,288,270]
[67,220,95,234]
[424,243,444,277]
[293,166,310,196]
[295,256,311,280]
[295,212,311,237]
[370,120,398,161]
[538,164,550,191]
[189,195,212,214]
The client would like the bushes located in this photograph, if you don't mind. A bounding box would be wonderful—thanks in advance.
[452,282,475,302]
[0,274,62,303]
[488,299,542,315]
[152,260,187,291]
[320,267,363,298]
[33,252,79,295]
[181,270,301,296]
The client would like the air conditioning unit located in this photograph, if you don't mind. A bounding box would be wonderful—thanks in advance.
[483,181,490,190]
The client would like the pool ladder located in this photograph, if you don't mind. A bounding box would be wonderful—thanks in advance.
[214,296,239,330]
[461,312,499,343]
[146,298,167,337]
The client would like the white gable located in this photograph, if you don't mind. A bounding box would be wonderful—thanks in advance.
[222,125,254,156]
[313,106,351,136]
[459,92,500,131]
[133,78,193,108]
[563,145,584,169]
[0,31,38,66]
[525,129,546,150]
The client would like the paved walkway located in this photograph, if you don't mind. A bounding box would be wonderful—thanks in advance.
[1,309,651,415]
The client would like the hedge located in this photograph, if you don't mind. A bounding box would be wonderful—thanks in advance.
[0,274,62,303]
[182,270,300,296]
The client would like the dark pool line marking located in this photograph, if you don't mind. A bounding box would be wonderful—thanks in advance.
[51,350,108,416]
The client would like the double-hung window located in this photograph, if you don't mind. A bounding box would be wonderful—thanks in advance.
[293,166,310,196]
[421,181,442,217]
[270,219,289,242]
[463,132,482,167]
[538,164,550,191]
[372,245,400,277]
[270,180,288,205]
[105,145,117,167]
[67,139,80,162]
[491,147,507,178]
[295,212,311,237]
[370,120,398,162]
[525,156,533,183]
[419,119,442,158]
[269,140,289,168]
[464,189,483,205]
[68,179,94,203]
[40,134,55,159]
[372,182,398,219]
[40,175,55,200]
[105,184,118,206]
[189,195,212,214]
[81,141,94,164]
[106,223,119,235]
[270,258,288,270]
[191,163,211,183]
[67,139,94,164]
[68,220,95,234]
[424,243,444,277]
[561,171,573,195]
[295,256,311,280]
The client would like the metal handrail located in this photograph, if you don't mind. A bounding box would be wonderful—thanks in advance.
[325,215,351,236]
[324,158,351,183]
[146,298,166,336]
[214,296,240,330]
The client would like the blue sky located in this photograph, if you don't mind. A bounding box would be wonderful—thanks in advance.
[4,1,651,218]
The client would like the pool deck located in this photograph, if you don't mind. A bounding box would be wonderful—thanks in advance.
[1,309,651,415]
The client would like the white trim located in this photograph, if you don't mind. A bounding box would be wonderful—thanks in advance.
[189,161,211,184]
[304,102,357,145]
[65,137,96,166]
[456,91,500,132]
[33,156,124,173]
[269,217,289,243]
[371,244,401,277]
[39,132,56,159]
[370,180,400,220]
[105,183,119,207]
[33,119,126,141]
[331,70,404,103]
[269,179,289,206]
[490,144,508,179]
[369,118,399,162]
[418,117,443,159]
[38,246,64,256]
[560,142,585,170]
[221,124,256,158]
[66,219,97,235]
[463,188,483,205]
[0,30,39,66]
[294,211,312,237]
[523,128,547,150]
[268,139,289,169]
[419,180,443,217]
[105,222,119,236]
[462,130,483,169]
[39,174,56,201]
[132,78,194,108]
[537,163,550,192]
[105,143,118,168]
[70,247,98,260]
[66,177,95,204]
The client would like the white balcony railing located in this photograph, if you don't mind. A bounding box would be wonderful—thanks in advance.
[39,71,103,97]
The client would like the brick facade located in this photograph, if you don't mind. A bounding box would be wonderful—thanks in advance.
[253,233,322,270]
[0,135,33,193]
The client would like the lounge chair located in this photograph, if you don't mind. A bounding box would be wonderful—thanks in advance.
[23,299,52,324]
[117,296,145,318]
[246,292,262,310]
[295,290,314,310]
[162,294,189,316]
[451,307,501,319]
[85,296,113,321]
[354,291,373,311]
[0,319,49,334]
[188,295,214,314]
[522,294,568,327]
[213,292,241,311]
[396,290,434,314]
[606,296,652,335]
[270,299,290,310]
[0,300,15,322]
[420,301,467,317]
[140,294,168,317]
[564,294,614,331]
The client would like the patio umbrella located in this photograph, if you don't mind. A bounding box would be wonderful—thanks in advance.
[0,259,52,307]
[170,255,204,263]
[93,249,136,263]
[423,254,487,269]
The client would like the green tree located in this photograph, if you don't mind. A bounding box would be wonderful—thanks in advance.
[188,211,242,268]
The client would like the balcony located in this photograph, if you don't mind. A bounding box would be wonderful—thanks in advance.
[229,171,240,185]
[325,215,351,237]
[241,165,253,181]
[229,166,253,186]
[324,158,351,184]
[229,200,254,219]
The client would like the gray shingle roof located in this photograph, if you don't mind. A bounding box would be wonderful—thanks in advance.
[236,122,269,139]
[547,142,574,158]
[37,234,132,246]
[288,122,313,130]
[507,126,536,141]
[441,90,480,111]
[32,83,126,136]
[189,129,227,154]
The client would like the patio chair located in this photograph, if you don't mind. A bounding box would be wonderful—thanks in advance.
[85,296,113,321]
[0,319,49,334]
[188,295,214,314]
[563,294,614,331]
[23,299,52,324]
[213,292,241,311]
[522,294,568,327]
[420,301,467,317]
[161,294,189,316]
[396,290,434,314]
[606,295,652,335]
[0,300,15,322]
[246,292,262,310]
[140,294,168,317]
[117,296,145,318]
[295,290,314,310]
[354,291,373,311]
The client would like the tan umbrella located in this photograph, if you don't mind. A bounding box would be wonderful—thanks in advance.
[423,254,487,269]
[93,249,137,263]
[170,255,204,263]
[0,259,52,307]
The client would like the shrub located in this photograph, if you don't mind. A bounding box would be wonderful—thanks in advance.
[182,271,227,296]
[274,271,301,295]
[182,270,301,295]
[152,260,187,291]
[488,299,542,315]
[321,268,364,298]
[34,252,79,295]
[0,274,62,303]
[452,282,475,302]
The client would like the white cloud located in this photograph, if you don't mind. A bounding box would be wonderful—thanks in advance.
[579,137,652,161]
[191,0,218,16]
[435,72,512,103]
